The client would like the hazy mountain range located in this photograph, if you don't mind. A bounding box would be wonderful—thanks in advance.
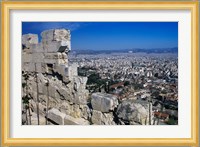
[71,47,178,55]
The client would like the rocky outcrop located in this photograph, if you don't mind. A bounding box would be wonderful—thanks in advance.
[90,93,118,125]
[116,99,150,125]
[48,108,66,125]
[22,29,89,125]
[59,102,91,120]
[91,110,115,125]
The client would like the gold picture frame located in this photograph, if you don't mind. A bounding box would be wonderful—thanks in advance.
[1,1,199,146]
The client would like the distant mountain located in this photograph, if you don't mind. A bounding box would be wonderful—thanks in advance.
[72,47,178,55]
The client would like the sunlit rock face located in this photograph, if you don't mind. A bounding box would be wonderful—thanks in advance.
[91,110,116,125]
[91,92,118,113]
[116,99,150,125]
[22,29,89,125]
[22,34,38,49]
[41,29,71,53]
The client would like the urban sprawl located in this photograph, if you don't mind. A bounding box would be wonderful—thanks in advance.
[70,52,178,125]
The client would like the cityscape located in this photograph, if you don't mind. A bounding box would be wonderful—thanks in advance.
[22,22,178,125]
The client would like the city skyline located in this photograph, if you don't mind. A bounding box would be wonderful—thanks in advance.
[22,22,178,50]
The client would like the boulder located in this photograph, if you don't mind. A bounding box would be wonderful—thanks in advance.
[91,93,118,112]
[116,99,148,125]
[47,108,66,125]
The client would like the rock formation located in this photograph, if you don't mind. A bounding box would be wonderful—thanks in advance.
[116,99,151,125]
[91,92,118,112]
[22,29,89,125]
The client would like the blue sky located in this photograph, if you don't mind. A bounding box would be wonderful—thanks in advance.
[22,22,178,50]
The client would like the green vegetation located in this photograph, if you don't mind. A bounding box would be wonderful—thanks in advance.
[161,90,167,94]
[132,83,143,90]
[124,81,130,86]
[166,117,178,125]
[151,91,160,98]
[86,73,108,92]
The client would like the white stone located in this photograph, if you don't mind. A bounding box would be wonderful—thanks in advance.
[53,29,71,41]
[72,92,88,105]
[22,34,38,48]
[64,115,90,125]
[91,93,118,113]
[116,99,149,125]
[22,53,33,63]
[32,53,44,63]
[47,108,66,125]
[35,63,46,73]
[22,62,35,72]
[54,64,68,76]
[31,43,44,53]
[91,110,115,125]
[41,29,71,53]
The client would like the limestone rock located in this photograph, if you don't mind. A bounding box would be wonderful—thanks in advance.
[116,99,148,125]
[72,76,89,105]
[41,29,71,53]
[60,102,91,120]
[54,64,68,76]
[91,110,115,125]
[30,112,46,125]
[30,43,44,53]
[91,93,118,113]
[64,115,90,125]
[22,53,33,63]
[72,92,88,105]
[22,62,35,72]
[22,52,44,65]
[22,29,92,125]
[68,64,78,79]
[54,29,71,41]
[22,34,38,49]
[47,108,66,125]
[79,104,91,120]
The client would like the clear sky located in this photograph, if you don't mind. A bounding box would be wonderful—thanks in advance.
[22,22,178,50]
